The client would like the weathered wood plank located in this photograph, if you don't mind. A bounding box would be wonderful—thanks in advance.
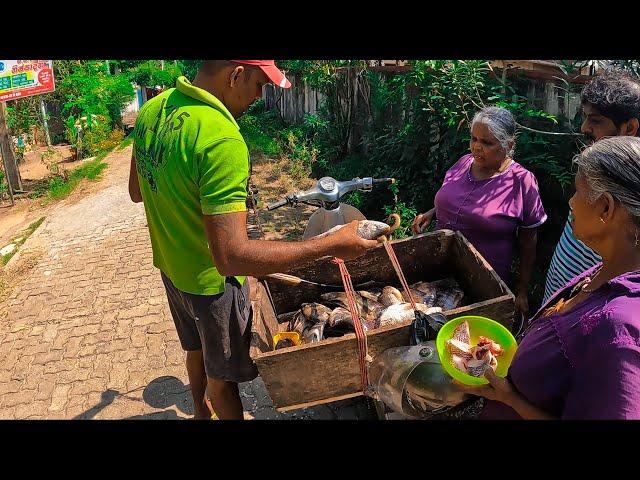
[276,392,363,412]
[248,277,280,358]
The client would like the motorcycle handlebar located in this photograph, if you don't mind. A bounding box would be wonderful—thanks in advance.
[266,177,395,210]
[372,177,395,185]
[266,198,289,211]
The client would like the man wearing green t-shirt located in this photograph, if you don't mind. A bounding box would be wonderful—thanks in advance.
[129,60,377,420]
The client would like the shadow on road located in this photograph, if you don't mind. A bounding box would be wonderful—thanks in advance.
[73,376,194,420]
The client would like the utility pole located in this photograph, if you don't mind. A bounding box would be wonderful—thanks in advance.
[0,101,23,193]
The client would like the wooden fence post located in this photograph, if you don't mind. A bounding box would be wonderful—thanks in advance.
[0,101,23,193]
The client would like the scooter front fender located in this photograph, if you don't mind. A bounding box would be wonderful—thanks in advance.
[301,203,367,240]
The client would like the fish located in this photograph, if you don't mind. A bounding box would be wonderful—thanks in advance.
[320,292,384,329]
[466,359,489,377]
[358,290,381,302]
[328,307,359,331]
[288,311,307,336]
[324,307,365,337]
[466,349,498,377]
[328,306,354,328]
[320,292,353,309]
[360,297,385,329]
[313,214,401,240]
[447,328,501,376]
[470,345,498,368]
[435,288,465,311]
[429,278,465,310]
[377,303,443,328]
[446,338,473,360]
[356,220,393,240]
[451,354,468,372]
[402,288,437,306]
[302,321,325,344]
[452,321,471,344]
[470,344,489,360]
[313,219,392,240]
[477,336,504,356]
[378,286,404,307]
[409,281,438,306]
[447,321,472,374]
[288,303,332,343]
[300,303,332,323]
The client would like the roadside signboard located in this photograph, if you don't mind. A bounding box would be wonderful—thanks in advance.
[0,60,55,102]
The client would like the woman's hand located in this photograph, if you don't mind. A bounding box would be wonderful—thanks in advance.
[454,367,556,419]
[412,209,435,234]
[454,368,517,406]
[515,291,529,318]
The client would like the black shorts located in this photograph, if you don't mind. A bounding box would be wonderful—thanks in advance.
[161,272,259,383]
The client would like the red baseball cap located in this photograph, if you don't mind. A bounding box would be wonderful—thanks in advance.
[230,60,292,89]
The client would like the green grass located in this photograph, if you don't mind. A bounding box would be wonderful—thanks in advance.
[30,145,114,203]
[241,123,281,156]
[1,252,12,267]
[45,156,109,202]
[238,109,283,156]
[0,217,45,266]
[0,170,7,196]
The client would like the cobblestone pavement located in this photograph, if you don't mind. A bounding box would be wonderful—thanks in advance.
[0,145,377,420]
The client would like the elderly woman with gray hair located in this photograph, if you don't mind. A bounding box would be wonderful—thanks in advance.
[456,135,640,419]
[412,106,547,316]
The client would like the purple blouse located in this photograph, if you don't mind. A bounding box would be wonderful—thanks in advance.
[434,154,547,284]
[482,265,640,419]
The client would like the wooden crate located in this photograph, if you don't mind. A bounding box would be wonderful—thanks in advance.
[248,229,515,412]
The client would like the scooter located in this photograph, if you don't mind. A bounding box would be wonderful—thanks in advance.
[265,175,396,239]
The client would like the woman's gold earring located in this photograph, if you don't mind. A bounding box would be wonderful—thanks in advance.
[600,218,606,223]
[635,229,639,247]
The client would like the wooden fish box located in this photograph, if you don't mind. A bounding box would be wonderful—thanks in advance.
[248,229,515,412]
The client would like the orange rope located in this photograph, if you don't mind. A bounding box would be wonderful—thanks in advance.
[332,257,370,391]
[383,240,417,309]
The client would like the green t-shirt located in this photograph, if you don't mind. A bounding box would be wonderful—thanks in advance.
[133,76,247,295]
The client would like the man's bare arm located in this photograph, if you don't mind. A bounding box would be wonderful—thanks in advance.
[203,211,378,277]
[129,152,143,203]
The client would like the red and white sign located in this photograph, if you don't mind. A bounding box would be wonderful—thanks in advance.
[0,60,56,102]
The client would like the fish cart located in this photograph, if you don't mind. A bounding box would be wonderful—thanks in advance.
[248,229,515,412]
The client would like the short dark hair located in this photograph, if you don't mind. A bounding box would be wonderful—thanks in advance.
[581,70,640,129]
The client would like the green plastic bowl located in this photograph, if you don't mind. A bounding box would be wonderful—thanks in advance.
[436,315,518,386]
